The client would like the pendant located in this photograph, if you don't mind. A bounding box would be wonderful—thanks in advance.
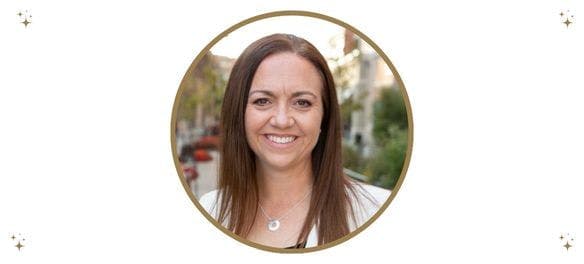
[268,220,280,231]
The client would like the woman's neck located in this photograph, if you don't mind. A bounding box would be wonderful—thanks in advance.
[256,161,313,205]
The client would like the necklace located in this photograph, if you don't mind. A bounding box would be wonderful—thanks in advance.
[258,187,312,232]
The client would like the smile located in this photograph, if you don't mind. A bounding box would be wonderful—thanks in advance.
[266,134,297,144]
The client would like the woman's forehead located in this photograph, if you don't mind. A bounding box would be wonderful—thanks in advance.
[250,53,323,95]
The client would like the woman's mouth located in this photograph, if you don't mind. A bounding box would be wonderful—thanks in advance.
[265,134,297,144]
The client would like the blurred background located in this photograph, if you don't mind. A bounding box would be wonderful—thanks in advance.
[174,17,408,198]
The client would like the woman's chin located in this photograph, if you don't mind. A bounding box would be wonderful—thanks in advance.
[258,156,300,170]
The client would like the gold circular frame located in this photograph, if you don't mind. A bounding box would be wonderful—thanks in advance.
[171,10,414,253]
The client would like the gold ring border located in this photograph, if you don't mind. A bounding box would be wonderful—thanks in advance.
[170,10,414,254]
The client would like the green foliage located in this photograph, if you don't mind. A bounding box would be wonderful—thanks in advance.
[367,86,409,190]
[342,143,367,173]
[372,87,408,144]
[177,54,226,123]
[367,126,407,189]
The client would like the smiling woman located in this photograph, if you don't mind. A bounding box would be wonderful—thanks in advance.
[246,53,323,173]
[198,33,391,250]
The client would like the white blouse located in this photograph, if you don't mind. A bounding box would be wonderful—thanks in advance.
[198,182,391,248]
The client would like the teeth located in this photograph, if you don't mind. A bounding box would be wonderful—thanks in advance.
[267,135,296,144]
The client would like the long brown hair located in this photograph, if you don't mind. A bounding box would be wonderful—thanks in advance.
[217,33,357,246]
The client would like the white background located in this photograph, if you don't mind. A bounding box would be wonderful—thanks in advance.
[1,0,583,263]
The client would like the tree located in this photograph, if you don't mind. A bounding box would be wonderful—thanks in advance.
[177,52,226,125]
[367,86,409,190]
[372,87,408,143]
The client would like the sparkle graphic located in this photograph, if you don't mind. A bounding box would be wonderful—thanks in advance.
[559,10,575,28]
[15,241,24,251]
[17,10,32,28]
[10,233,26,252]
[559,233,575,252]
[22,18,31,27]
[564,241,572,251]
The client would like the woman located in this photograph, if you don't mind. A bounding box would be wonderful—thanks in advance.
[199,33,390,249]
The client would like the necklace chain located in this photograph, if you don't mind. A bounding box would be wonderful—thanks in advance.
[258,187,312,231]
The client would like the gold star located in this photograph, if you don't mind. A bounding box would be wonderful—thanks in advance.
[15,241,24,251]
[563,18,572,28]
[560,12,564,17]
[11,234,16,240]
[560,235,564,240]
[563,241,572,251]
[22,18,30,28]
[17,12,23,17]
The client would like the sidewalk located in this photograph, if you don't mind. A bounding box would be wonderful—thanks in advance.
[191,150,219,199]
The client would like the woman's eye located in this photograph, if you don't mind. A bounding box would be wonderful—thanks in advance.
[295,99,312,107]
[252,98,270,106]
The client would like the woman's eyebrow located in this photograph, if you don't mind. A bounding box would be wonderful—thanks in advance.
[248,90,317,98]
[291,91,317,99]
[249,90,274,97]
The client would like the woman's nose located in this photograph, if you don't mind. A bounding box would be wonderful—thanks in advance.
[270,106,295,128]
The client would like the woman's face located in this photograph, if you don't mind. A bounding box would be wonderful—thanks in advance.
[245,52,324,171]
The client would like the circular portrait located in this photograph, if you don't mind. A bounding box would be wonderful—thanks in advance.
[172,11,412,252]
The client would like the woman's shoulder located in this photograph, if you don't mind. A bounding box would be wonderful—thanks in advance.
[349,181,391,207]
[347,181,391,230]
[199,189,220,217]
[359,182,391,205]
